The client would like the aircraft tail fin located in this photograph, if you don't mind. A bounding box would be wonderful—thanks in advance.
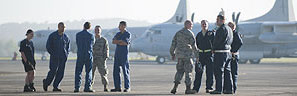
[247,0,295,22]
[165,0,191,23]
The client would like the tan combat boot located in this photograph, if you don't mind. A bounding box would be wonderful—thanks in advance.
[185,85,196,94]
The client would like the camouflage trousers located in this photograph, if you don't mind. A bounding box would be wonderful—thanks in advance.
[91,57,109,86]
[174,58,194,86]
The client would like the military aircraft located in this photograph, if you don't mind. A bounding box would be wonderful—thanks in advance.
[31,0,189,60]
[132,0,297,64]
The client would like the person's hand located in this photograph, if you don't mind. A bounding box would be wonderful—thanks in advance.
[23,57,27,63]
[112,40,119,44]
[118,40,128,46]
[196,58,199,63]
[231,52,235,55]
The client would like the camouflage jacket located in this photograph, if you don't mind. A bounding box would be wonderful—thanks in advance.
[170,28,199,58]
[93,36,109,59]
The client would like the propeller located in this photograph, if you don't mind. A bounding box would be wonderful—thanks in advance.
[232,12,236,23]
[219,8,225,16]
[191,13,195,22]
[232,12,241,31]
[235,12,241,25]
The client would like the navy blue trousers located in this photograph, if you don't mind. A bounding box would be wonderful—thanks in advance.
[193,52,214,92]
[213,52,233,92]
[113,56,130,89]
[44,56,67,88]
[75,57,93,90]
[224,55,239,93]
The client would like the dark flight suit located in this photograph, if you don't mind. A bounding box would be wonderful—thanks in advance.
[212,24,233,93]
[193,30,214,92]
[75,29,95,90]
[113,31,131,90]
[224,30,243,93]
[44,31,70,89]
[19,39,36,72]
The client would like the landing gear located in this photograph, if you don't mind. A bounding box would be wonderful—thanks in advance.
[41,56,47,61]
[156,56,166,64]
[41,52,47,61]
[249,59,261,64]
[238,59,248,64]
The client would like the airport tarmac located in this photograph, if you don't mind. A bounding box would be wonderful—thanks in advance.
[0,60,297,96]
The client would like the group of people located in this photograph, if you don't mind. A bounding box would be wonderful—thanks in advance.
[19,14,243,94]
[169,14,243,94]
[19,21,131,92]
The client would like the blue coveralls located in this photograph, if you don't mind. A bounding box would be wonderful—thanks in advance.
[193,30,214,92]
[44,31,70,89]
[75,29,95,90]
[212,24,233,93]
[223,30,243,93]
[113,31,131,89]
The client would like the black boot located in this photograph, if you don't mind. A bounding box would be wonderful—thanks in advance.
[170,83,179,94]
[104,84,109,92]
[24,84,33,92]
[29,83,36,92]
[43,79,48,91]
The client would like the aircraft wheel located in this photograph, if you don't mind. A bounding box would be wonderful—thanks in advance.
[41,56,47,61]
[249,59,261,64]
[156,56,166,64]
[238,59,248,64]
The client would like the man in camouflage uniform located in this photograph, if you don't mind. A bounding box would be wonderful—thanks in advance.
[91,25,110,92]
[170,20,199,94]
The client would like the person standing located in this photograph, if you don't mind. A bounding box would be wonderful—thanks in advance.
[223,22,243,93]
[74,22,95,92]
[111,21,131,92]
[210,15,233,94]
[192,20,215,93]
[43,22,70,92]
[20,29,36,92]
[170,20,199,94]
[91,25,110,92]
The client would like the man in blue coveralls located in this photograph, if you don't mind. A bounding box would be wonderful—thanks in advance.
[111,21,131,92]
[192,20,214,93]
[43,22,70,92]
[210,15,233,94]
[74,22,95,92]
[223,22,243,94]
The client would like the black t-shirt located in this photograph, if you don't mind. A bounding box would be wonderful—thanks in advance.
[19,39,35,64]
[196,30,214,50]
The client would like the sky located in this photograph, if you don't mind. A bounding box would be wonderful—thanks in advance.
[0,0,296,24]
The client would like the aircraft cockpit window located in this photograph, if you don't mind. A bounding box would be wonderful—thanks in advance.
[153,30,161,34]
